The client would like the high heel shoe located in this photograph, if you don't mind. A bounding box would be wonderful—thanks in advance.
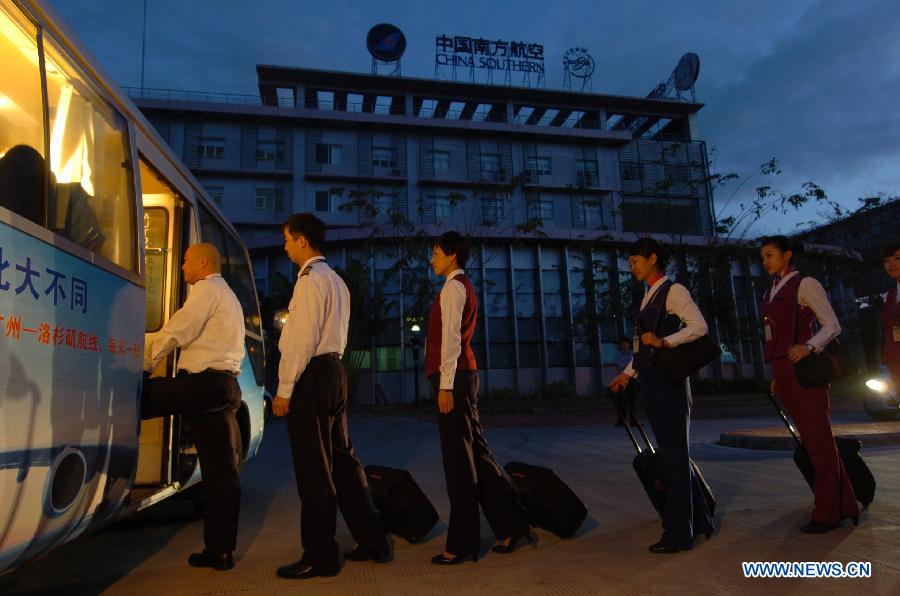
[431,552,478,565]
[492,531,536,553]
[648,539,693,554]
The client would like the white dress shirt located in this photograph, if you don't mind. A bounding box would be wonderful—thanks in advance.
[623,276,708,378]
[767,270,841,352]
[438,269,466,390]
[144,273,245,374]
[277,256,350,398]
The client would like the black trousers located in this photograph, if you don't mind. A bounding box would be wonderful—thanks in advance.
[433,371,529,555]
[286,354,386,566]
[142,370,242,553]
[640,366,713,545]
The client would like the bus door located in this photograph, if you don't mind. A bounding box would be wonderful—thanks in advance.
[134,158,187,488]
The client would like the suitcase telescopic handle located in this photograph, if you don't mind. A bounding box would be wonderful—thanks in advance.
[607,387,650,454]
[767,391,803,447]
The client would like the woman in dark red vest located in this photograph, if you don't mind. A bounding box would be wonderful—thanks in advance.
[881,242,900,387]
[609,237,715,553]
[427,231,531,565]
[759,236,859,533]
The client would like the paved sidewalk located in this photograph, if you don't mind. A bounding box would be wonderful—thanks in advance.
[7,411,900,595]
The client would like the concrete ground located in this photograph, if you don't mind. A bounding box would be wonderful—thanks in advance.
[6,409,900,595]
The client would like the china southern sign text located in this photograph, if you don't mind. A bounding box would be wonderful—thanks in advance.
[435,35,545,73]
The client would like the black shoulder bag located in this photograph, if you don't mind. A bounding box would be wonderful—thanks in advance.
[791,279,858,389]
[650,282,721,384]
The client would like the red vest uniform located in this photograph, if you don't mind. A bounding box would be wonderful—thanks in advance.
[882,288,900,364]
[761,274,813,362]
[425,274,478,378]
[760,273,859,525]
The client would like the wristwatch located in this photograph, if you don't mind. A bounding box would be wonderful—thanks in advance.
[805,343,816,353]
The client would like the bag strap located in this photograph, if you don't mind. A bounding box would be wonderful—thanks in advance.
[645,280,673,337]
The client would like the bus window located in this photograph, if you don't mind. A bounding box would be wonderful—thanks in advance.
[0,1,45,225]
[196,202,227,264]
[197,203,265,386]
[42,34,136,272]
[143,207,168,331]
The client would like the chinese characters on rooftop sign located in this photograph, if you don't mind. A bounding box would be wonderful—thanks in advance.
[435,35,545,87]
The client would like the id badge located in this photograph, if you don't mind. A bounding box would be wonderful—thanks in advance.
[633,335,640,353]
[893,325,900,342]
[764,323,772,342]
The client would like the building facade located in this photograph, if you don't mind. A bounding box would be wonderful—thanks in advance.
[128,67,845,402]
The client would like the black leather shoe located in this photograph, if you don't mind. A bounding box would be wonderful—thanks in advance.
[188,550,234,570]
[276,559,339,579]
[492,531,536,553]
[648,540,693,554]
[800,520,838,534]
[344,544,392,563]
[431,552,478,565]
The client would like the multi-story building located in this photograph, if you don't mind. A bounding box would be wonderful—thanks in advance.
[128,66,847,402]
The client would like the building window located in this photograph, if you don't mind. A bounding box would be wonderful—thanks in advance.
[375,194,397,215]
[372,147,396,168]
[480,153,500,179]
[435,195,453,217]
[622,161,641,181]
[198,137,225,159]
[205,186,224,206]
[666,164,692,184]
[575,159,598,186]
[256,140,285,162]
[540,199,554,220]
[432,150,450,172]
[315,143,342,165]
[315,190,341,212]
[482,195,504,224]
[526,156,552,176]
[254,188,283,211]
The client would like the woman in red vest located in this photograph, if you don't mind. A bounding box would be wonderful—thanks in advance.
[759,236,859,533]
[881,242,900,387]
[427,231,531,565]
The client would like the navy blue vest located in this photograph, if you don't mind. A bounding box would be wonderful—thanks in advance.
[633,280,682,372]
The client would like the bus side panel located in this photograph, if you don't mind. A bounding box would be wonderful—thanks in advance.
[0,223,144,574]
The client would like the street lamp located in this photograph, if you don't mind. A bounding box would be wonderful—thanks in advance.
[410,324,421,407]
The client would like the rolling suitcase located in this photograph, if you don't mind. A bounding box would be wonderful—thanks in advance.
[768,393,875,508]
[504,461,587,538]
[365,465,439,543]
[608,389,716,517]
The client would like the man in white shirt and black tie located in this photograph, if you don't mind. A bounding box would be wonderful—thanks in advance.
[273,213,389,580]
[143,242,245,571]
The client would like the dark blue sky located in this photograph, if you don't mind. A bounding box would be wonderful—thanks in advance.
[48,0,900,236]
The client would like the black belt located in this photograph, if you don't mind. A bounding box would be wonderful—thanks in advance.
[178,368,239,378]
[311,352,341,361]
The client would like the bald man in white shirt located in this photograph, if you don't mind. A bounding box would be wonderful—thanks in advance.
[143,243,245,571]
[273,213,389,580]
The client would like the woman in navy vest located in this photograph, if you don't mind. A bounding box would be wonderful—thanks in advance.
[427,231,531,565]
[609,237,715,553]
[759,236,859,532]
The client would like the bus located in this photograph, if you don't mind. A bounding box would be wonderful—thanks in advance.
[0,0,266,576]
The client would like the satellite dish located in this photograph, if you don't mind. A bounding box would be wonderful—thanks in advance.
[367,24,406,62]
[673,52,700,91]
